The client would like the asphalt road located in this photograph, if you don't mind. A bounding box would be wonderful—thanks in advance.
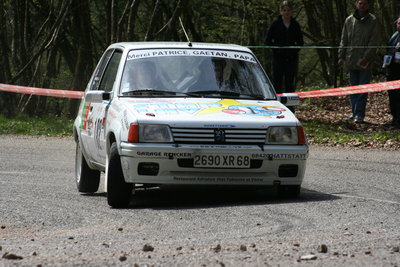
[0,135,399,266]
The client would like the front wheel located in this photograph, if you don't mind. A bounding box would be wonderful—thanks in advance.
[75,140,100,193]
[107,142,133,208]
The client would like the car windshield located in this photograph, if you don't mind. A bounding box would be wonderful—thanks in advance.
[119,48,275,99]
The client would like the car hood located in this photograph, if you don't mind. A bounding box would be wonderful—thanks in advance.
[120,97,299,128]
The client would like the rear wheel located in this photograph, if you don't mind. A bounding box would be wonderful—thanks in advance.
[107,142,133,208]
[75,140,100,193]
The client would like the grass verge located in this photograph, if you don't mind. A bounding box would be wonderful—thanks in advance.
[0,114,73,136]
[302,120,400,149]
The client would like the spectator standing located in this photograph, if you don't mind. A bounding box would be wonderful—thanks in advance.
[384,17,400,129]
[265,1,304,95]
[338,0,379,123]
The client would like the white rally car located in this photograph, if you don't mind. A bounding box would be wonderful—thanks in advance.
[73,42,308,208]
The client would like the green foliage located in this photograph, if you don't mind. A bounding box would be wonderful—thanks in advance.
[302,120,400,146]
[0,114,73,136]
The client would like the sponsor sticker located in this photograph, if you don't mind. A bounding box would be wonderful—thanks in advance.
[136,151,193,158]
[251,153,307,160]
[131,99,284,117]
[172,176,264,183]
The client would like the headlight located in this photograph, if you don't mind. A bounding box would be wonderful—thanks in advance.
[139,124,173,143]
[266,126,306,145]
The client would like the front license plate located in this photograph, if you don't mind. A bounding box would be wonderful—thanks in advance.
[193,154,250,168]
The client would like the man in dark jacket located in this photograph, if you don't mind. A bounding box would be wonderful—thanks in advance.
[266,1,304,94]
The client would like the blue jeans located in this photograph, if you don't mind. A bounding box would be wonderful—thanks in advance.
[349,69,371,120]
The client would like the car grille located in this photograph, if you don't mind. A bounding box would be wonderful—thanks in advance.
[171,127,267,145]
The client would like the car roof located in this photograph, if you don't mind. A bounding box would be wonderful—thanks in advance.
[108,42,252,53]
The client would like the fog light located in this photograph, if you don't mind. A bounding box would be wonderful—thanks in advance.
[278,164,298,177]
[138,162,159,176]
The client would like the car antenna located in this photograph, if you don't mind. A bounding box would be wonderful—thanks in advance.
[179,17,192,47]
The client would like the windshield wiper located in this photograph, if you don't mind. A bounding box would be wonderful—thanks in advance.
[121,89,178,96]
[187,90,241,97]
[238,93,267,100]
[187,90,268,100]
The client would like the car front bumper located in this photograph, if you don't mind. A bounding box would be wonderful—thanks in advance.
[119,142,308,186]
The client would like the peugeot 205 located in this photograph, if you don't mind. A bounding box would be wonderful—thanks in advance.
[73,42,309,208]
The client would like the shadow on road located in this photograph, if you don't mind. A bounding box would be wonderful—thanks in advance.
[98,186,341,210]
[81,186,341,209]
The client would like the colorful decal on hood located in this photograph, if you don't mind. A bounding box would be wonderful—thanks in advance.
[131,99,285,117]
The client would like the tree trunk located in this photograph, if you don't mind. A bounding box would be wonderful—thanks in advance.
[111,0,118,43]
[36,45,58,116]
[127,0,141,41]
[144,0,162,41]
[106,1,111,44]
[302,1,331,85]
[117,1,132,41]
[68,0,94,118]
[183,5,203,42]
[164,0,189,41]
[0,0,15,116]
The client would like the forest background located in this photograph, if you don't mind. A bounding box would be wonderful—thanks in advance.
[1,0,399,118]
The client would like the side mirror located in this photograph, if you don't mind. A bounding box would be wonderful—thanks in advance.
[278,93,300,106]
[84,91,111,102]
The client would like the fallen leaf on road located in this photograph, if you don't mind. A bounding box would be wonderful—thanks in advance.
[212,244,222,253]
[318,244,328,253]
[2,252,23,260]
[143,244,154,252]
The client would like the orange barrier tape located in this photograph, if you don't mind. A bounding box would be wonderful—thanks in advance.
[0,83,83,99]
[296,80,400,98]
[1,80,400,99]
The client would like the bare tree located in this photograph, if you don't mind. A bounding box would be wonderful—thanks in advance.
[144,0,162,41]
[68,0,94,117]
[0,0,15,116]
[127,0,141,41]
[1,0,400,117]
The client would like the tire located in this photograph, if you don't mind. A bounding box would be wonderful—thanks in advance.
[75,140,100,193]
[107,142,133,208]
[278,185,301,199]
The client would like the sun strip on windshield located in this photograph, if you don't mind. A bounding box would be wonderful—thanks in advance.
[126,49,256,63]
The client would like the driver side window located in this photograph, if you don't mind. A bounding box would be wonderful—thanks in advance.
[90,49,113,91]
[98,50,122,92]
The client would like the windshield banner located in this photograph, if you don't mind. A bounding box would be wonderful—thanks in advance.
[127,49,256,63]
